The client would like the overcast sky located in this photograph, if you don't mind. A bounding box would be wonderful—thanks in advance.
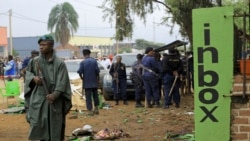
[0,0,182,44]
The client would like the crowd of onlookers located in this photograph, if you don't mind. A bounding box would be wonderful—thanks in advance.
[0,50,39,80]
[0,55,23,80]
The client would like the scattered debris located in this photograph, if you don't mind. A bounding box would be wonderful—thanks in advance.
[0,106,25,114]
[184,112,194,115]
[164,133,195,141]
[94,128,130,140]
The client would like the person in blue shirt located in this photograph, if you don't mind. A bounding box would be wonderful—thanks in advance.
[131,53,144,108]
[4,55,16,80]
[154,52,163,102]
[22,50,40,69]
[142,47,161,108]
[21,50,39,80]
[77,49,100,116]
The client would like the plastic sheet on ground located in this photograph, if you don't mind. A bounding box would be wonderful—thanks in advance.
[0,106,25,114]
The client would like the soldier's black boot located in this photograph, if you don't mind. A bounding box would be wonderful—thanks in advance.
[155,101,161,108]
[115,100,119,105]
[147,101,153,108]
[175,103,180,108]
[123,100,128,105]
[135,101,144,108]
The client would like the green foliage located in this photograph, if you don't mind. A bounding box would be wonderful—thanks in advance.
[12,49,19,56]
[48,2,79,47]
[100,0,155,41]
[224,0,250,33]
[118,47,132,53]
[100,0,222,46]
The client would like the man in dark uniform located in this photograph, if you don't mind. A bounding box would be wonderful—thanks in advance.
[131,53,144,108]
[187,51,194,93]
[78,49,100,116]
[109,55,127,105]
[142,47,161,108]
[154,52,163,101]
[0,58,5,79]
[22,50,39,69]
[162,48,183,108]
[21,50,39,80]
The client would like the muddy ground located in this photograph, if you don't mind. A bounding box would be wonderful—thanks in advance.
[0,79,194,141]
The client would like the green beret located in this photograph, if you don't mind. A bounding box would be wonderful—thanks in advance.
[38,34,54,44]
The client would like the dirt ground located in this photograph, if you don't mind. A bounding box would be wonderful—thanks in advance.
[0,79,194,141]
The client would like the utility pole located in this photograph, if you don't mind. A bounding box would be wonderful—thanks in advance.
[9,9,13,55]
[116,40,119,55]
[153,18,155,43]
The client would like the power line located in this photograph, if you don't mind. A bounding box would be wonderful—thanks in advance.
[0,13,8,16]
[2,8,114,32]
[73,0,98,7]
[13,12,47,24]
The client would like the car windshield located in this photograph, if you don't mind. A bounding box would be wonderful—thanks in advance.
[112,54,137,67]
[65,61,81,72]
[65,60,105,72]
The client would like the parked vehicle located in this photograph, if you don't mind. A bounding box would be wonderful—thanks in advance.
[64,59,108,89]
[102,53,139,100]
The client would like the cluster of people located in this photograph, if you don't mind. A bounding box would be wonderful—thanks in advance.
[21,33,194,141]
[0,50,40,81]
[139,47,193,109]
[76,47,185,113]
[0,55,19,80]
[106,47,193,108]
[110,47,193,109]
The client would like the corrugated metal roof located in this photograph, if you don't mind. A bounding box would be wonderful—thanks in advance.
[154,40,188,52]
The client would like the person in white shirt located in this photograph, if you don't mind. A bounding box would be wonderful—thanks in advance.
[101,57,111,69]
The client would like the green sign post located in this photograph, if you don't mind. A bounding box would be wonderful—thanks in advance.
[193,7,233,141]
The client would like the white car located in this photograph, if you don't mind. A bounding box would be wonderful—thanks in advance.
[64,59,108,89]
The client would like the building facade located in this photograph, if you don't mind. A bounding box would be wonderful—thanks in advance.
[8,35,114,59]
[0,27,8,57]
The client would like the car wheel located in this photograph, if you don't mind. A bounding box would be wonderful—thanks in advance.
[102,88,112,100]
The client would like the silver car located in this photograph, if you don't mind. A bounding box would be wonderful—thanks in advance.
[64,59,108,89]
[102,53,139,100]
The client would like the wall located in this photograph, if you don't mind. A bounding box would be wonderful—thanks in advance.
[0,27,8,57]
[231,75,250,141]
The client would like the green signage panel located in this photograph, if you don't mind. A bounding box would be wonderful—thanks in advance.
[193,7,233,141]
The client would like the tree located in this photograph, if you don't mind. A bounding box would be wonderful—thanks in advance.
[12,48,19,57]
[224,0,249,33]
[100,0,222,46]
[48,2,79,47]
